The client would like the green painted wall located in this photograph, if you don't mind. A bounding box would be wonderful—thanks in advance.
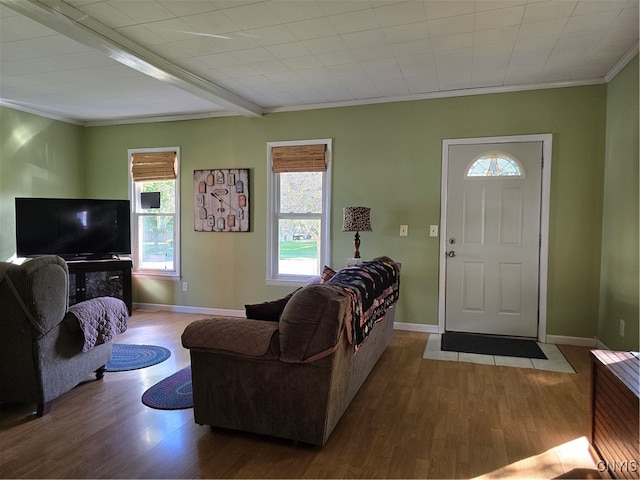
[81,84,608,337]
[0,107,85,261]
[599,55,640,351]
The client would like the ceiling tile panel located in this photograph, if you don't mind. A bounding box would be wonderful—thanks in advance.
[302,36,350,54]
[382,21,430,43]
[341,28,389,49]
[285,17,339,41]
[316,50,358,66]
[423,1,475,20]
[327,8,380,34]
[374,1,428,27]
[573,0,628,16]
[181,10,240,35]
[522,1,577,24]
[223,3,281,30]
[518,18,568,39]
[107,0,175,24]
[158,0,219,17]
[265,0,325,22]
[76,2,138,28]
[473,25,519,47]
[428,14,475,38]
[243,25,298,46]
[563,10,620,33]
[474,6,525,31]
[430,32,474,52]
[0,12,53,41]
[266,42,312,59]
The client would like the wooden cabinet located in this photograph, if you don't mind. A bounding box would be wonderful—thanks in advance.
[67,259,132,315]
[590,350,640,479]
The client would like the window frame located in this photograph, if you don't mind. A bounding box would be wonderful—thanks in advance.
[266,139,332,285]
[128,147,181,279]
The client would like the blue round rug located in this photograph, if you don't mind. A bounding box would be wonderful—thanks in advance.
[142,366,193,410]
[106,344,172,372]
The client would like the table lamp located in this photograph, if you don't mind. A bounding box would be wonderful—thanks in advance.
[342,206,372,259]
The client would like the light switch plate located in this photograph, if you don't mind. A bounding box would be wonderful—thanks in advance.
[400,225,408,237]
[429,225,438,237]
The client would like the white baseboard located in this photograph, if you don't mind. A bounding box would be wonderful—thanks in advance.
[132,304,604,349]
[545,335,598,347]
[393,322,438,333]
[134,302,245,317]
[134,303,442,332]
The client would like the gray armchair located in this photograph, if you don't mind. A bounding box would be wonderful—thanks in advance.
[0,256,112,416]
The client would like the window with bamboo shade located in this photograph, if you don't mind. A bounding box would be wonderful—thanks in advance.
[271,144,327,173]
[128,147,180,277]
[267,139,331,284]
[131,151,177,182]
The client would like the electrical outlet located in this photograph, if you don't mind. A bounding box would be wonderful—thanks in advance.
[619,318,625,337]
[400,225,408,237]
[182,282,188,292]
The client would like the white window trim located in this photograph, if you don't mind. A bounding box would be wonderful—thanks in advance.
[128,147,181,280]
[266,139,332,286]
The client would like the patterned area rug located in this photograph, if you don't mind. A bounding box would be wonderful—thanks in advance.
[105,344,172,372]
[142,366,193,410]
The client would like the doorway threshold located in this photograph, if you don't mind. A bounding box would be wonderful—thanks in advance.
[423,334,575,373]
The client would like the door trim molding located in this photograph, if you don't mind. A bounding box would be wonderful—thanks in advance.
[438,134,553,341]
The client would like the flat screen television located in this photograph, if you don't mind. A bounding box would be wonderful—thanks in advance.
[15,197,131,260]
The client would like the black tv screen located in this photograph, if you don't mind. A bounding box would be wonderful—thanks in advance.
[15,197,131,260]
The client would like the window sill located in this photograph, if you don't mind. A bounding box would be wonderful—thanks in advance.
[266,275,311,287]
[133,271,180,280]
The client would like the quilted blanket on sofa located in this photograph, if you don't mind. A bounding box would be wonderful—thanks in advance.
[68,297,128,352]
[327,259,400,352]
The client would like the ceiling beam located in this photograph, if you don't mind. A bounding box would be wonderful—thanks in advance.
[1,0,263,117]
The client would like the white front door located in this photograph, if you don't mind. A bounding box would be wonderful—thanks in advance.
[444,141,543,338]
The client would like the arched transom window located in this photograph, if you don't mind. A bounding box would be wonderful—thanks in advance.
[466,152,524,178]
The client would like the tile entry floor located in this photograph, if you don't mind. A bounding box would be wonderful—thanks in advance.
[423,333,576,373]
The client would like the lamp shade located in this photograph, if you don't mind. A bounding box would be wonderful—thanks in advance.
[342,207,372,232]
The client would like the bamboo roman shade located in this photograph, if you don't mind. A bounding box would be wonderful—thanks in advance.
[131,151,177,182]
[271,144,327,173]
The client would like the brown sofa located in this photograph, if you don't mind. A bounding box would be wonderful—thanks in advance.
[182,258,399,446]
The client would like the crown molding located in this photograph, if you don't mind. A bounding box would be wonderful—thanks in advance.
[3,77,610,127]
[604,42,639,83]
[0,100,84,125]
[263,77,607,115]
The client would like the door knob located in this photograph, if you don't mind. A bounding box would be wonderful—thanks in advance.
[447,251,456,258]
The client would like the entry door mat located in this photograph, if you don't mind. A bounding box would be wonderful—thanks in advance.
[106,344,172,372]
[441,332,547,359]
[142,366,193,410]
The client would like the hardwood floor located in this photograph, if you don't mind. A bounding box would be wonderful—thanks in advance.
[0,311,599,479]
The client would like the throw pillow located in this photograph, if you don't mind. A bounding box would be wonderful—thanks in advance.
[245,288,300,322]
[320,265,336,283]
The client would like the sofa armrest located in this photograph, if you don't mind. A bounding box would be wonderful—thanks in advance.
[3,256,69,336]
[182,317,279,358]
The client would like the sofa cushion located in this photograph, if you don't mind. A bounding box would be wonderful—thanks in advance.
[279,285,348,363]
[245,289,300,322]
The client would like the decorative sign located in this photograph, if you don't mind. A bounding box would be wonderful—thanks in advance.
[193,169,249,232]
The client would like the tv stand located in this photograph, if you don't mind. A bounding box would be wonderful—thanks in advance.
[67,259,132,315]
